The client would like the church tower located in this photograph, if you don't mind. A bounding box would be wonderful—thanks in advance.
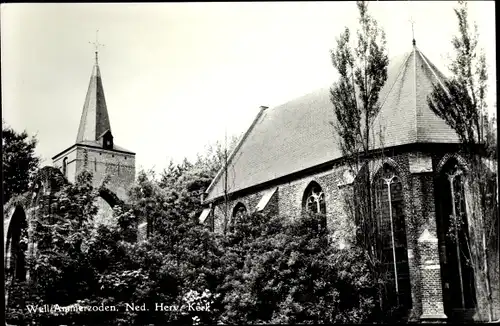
[52,44,135,202]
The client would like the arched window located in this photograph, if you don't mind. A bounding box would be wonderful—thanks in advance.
[303,182,327,232]
[230,202,247,231]
[6,206,28,283]
[373,164,412,309]
[303,182,326,214]
[232,202,247,220]
[436,158,475,314]
[62,157,68,177]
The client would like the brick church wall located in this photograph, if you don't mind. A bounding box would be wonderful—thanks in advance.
[208,148,499,321]
[275,165,355,244]
[75,147,135,201]
[53,147,78,184]
[213,186,279,233]
[54,145,136,229]
[54,145,135,202]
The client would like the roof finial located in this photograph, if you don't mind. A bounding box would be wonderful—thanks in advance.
[408,0,416,46]
[89,29,105,64]
[410,17,416,46]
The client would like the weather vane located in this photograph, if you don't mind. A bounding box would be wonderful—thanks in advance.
[89,29,105,64]
[408,0,416,46]
[409,16,416,45]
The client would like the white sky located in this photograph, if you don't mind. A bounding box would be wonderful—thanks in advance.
[1,1,496,174]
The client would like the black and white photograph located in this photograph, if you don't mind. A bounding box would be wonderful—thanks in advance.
[2,1,498,324]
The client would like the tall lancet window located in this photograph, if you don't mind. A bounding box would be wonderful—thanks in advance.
[373,164,412,309]
[437,158,476,313]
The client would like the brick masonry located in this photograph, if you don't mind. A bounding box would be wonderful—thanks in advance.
[207,148,499,322]
[52,144,136,230]
[53,145,135,202]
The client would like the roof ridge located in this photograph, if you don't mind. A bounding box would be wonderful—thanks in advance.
[415,48,451,141]
[417,49,448,93]
[378,51,413,111]
[413,46,418,143]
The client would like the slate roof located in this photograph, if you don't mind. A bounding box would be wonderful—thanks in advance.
[371,45,458,148]
[204,44,459,202]
[76,62,112,143]
[52,58,134,160]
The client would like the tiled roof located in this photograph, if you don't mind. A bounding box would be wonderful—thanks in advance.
[76,63,112,143]
[371,46,459,148]
[205,45,459,202]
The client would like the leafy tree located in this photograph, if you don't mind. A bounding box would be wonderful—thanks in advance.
[90,163,224,325]
[6,170,100,325]
[2,121,40,204]
[427,1,498,321]
[157,137,239,232]
[329,0,390,314]
[216,211,377,324]
[6,136,381,325]
[428,1,491,147]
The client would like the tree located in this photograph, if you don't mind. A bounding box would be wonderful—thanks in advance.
[5,136,382,325]
[427,1,498,321]
[2,121,40,204]
[428,1,490,148]
[6,170,101,325]
[329,0,391,315]
[216,211,378,324]
[198,135,240,234]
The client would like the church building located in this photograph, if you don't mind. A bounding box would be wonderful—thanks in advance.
[4,48,136,293]
[199,40,499,322]
[52,51,136,203]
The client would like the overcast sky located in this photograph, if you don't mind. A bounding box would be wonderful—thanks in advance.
[1,1,496,174]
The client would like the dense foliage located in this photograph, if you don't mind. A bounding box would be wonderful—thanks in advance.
[5,138,380,325]
[2,121,40,204]
[216,211,377,324]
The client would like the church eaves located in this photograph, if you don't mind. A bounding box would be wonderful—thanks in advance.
[204,44,459,202]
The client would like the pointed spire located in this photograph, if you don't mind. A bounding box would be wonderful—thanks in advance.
[76,32,111,143]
